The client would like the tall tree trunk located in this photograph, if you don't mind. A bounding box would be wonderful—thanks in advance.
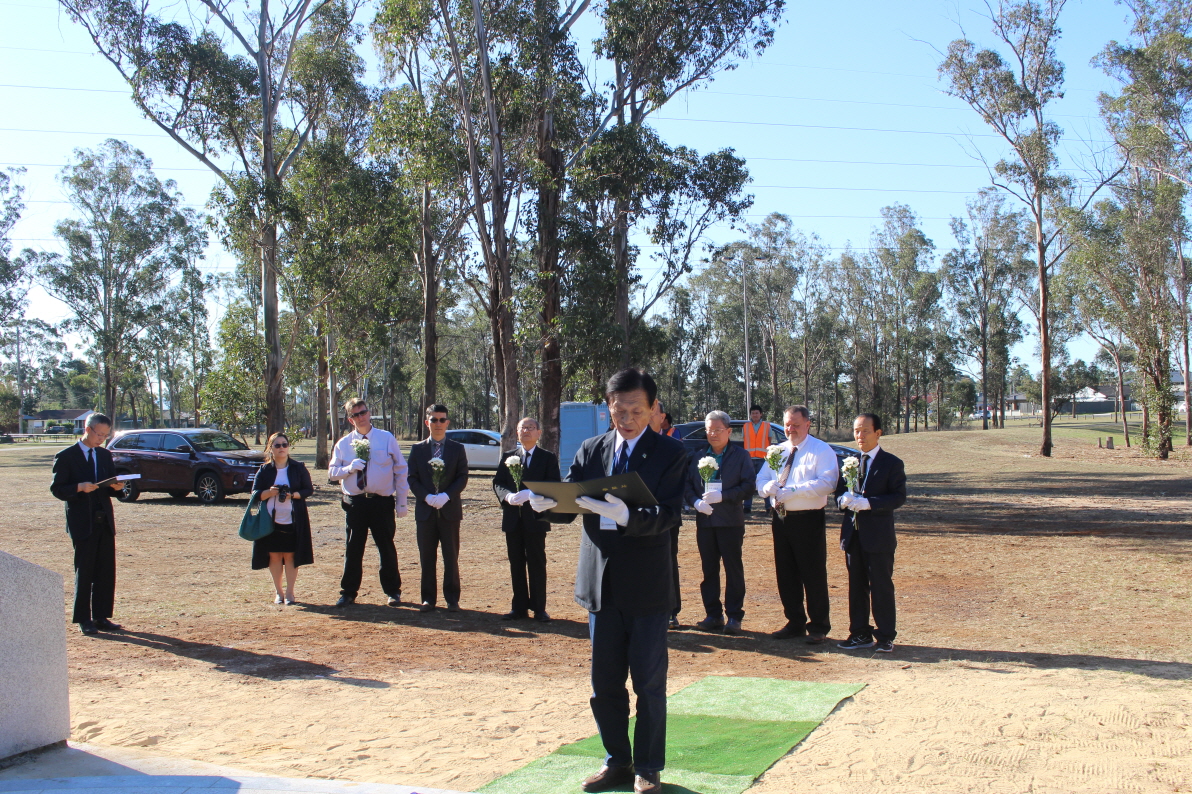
[1178,244,1191,446]
[537,84,564,456]
[1036,203,1053,456]
[420,185,439,440]
[316,320,329,468]
[614,194,632,367]
[262,221,285,435]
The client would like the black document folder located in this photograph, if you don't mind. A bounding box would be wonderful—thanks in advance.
[522,471,658,514]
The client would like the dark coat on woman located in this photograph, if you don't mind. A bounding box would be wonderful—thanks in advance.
[250,460,315,570]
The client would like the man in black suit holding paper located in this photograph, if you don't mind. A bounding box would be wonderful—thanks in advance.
[835,413,906,654]
[407,403,469,612]
[50,413,125,635]
[532,368,685,794]
[492,417,561,622]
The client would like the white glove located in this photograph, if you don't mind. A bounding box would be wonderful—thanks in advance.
[838,493,856,510]
[396,504,409,518]
[529,495,557,512]
[576,493,630,526]
[851,496,872,511]
[506,489,534,506]
[702,489,723,504]
[349,458,367,472]
[760,480,780,498]
[775,487,798,505]
[694,499,714,516]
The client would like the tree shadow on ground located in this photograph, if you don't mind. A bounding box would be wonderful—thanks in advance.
[94,629,389,687]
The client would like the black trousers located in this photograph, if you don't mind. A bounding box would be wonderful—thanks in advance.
[340,495,401,598]
[505,524,547,614]
[72,516,116,624]
[417,512,461,606]
[846,535,897,642]
[696,525,746,621]
[771,508,831,635]
[670,526,681,617]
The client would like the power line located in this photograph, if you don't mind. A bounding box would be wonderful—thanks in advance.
[652,115,1113,143]
[0,83,126,93]
[1,161,215,172]
[0,126,169,138]
[701,89,1104,121]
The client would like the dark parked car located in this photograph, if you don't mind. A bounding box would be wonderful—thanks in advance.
[107,429,265,504]
[676,420,861,469]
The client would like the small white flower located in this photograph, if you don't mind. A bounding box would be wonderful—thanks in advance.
[430,456,445,468]
[841,457,860,474]
[351,439,371,459]
[765,444,785,457]
[697,456,719,470]
[504,455,522,468]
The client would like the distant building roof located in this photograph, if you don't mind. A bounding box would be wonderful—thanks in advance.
[31,409,96,421]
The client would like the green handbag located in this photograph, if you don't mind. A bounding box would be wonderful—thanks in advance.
[238,493,275,541]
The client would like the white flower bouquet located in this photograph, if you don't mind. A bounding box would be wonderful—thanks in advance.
[505,455,524,490]
[764,444,785,473]
[352,438,370,460]
[841,455,861,515]
[697,455,719,485]
[430,456,445,491]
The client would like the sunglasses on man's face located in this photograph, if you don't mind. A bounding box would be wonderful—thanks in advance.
[350,408,370,418]
[428,417,448,424]
[273,442,289,448]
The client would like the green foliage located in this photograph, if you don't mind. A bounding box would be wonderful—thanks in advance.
[201,302,266,435]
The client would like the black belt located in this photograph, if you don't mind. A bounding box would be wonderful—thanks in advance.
[353,492,393,499]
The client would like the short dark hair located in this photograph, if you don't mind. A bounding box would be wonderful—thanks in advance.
[856,412,883,432]
[605,368,657,405]
[426,403,449,419]
[664,412,674,424]
[784,405,810,421]
[750,404,763,414]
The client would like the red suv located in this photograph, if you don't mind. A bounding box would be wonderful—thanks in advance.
[108,429,265,504]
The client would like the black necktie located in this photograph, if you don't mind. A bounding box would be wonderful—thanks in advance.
[88,448,96,481]
[860,454,869,488]
[357,435,367,490]
[523,450,532,469]
[613,442,629,475]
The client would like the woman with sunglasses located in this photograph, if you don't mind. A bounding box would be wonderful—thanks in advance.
[251,432,315,605]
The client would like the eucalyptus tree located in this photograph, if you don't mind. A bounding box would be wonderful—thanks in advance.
[30,140,202,420]
[0,168,26,323]
[939,0,1121,454]
[1066,170,1182,457]
[62,0,370,434]
[942,188,1033,429]
[1099,0,1192,444]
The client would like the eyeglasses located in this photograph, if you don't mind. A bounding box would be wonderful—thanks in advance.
[428,417,448,424]
[272,442,289,448]
[350,408,369,418]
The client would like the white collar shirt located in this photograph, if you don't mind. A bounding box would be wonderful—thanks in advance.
[329,427,409,505]
[519,444,535,468]
[610,432,643,475]
[859,445,881,489]
[754,432,840,511]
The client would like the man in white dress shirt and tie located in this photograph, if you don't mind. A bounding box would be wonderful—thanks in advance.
[328,397,410,607]
[755,405,840,643]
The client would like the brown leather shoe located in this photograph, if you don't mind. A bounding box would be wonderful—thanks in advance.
[805,632,827,644]
[634,771,662,794]
[581,764,633,792]
[770,623,804,639]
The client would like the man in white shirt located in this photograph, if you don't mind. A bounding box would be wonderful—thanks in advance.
[756,405,839,643]
[328,397,410,607]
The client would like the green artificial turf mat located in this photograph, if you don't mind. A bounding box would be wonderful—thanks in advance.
[553,713,819,777]
[478,676,865,794]
[667,676,865,722]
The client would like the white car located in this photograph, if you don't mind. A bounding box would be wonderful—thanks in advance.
[444,428,503,470]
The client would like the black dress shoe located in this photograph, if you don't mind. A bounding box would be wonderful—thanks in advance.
[533,611,551,623]
[805,632,827,645]
[335,595,355,607]
[446,602,461,612]
[419,602,436,612]
[386,594,402,607]
[770,623,805,639]
[668,616,681,630]
[94,618,121,631]
[79,620,98,635]
[501,610,529,620]
[581,763,634,792]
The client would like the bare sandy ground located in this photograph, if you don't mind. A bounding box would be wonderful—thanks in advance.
[3,427,1190,792]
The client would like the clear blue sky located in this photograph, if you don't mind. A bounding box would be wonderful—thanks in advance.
[3,0,1130,372]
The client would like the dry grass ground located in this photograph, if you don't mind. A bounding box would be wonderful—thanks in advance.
[1,424,1189,792]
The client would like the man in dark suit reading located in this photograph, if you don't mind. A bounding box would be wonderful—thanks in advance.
[530,368,685,794]
[835,413,907,654]
[407,403,469,612]
[492,417,561,623]
[50,413,125,635]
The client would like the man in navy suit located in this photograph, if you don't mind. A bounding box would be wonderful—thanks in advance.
[835,413,906,653]
[531,369,685,794]
[407,404,469,612]
[50,413,125,635]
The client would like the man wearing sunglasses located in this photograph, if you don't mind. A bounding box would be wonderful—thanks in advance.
[329,397,410,607]
[407,403,469,612]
